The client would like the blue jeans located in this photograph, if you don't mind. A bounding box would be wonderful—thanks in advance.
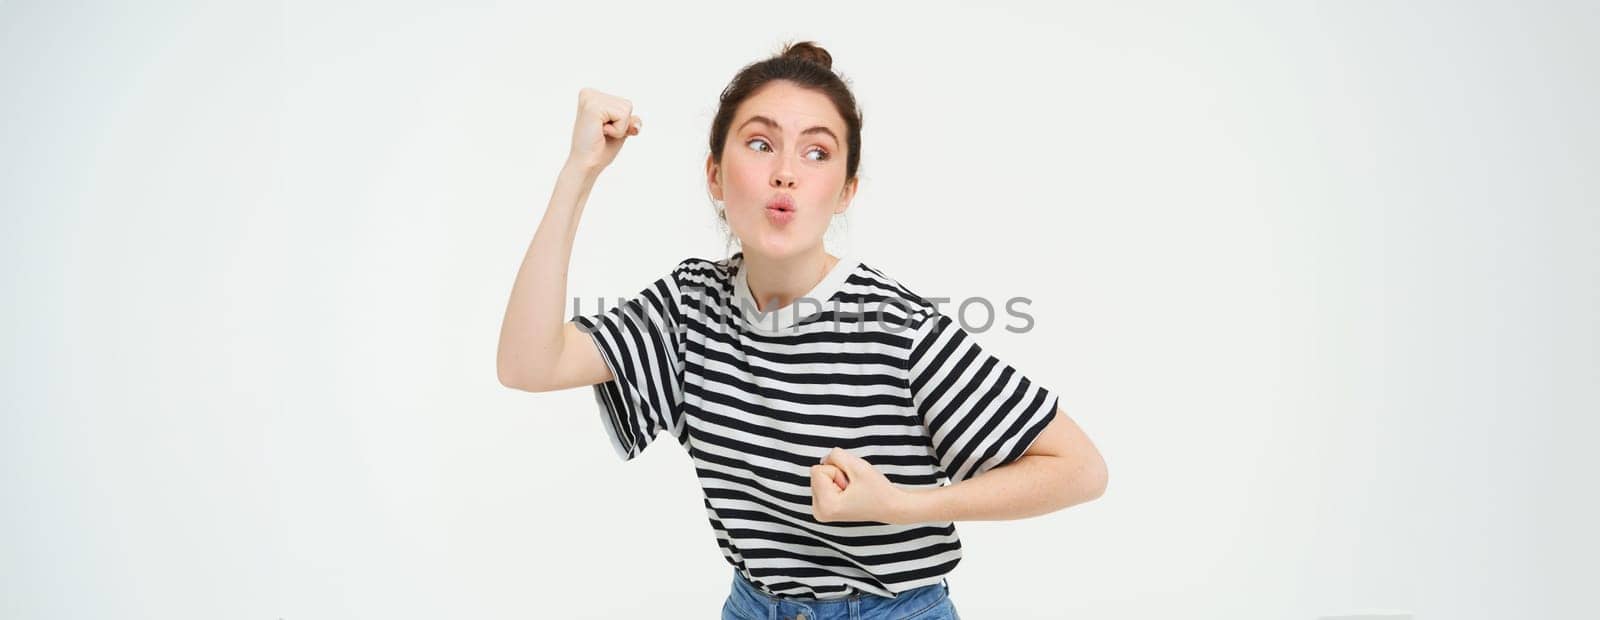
[721,568,961,620]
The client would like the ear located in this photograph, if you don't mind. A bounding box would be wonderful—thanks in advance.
[835,176,859,215]
[706,154,724,201]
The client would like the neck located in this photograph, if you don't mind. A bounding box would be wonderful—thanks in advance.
[743,247,838,312]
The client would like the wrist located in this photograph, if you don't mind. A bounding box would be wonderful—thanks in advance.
[890,486,939,525]
[559,159,603,185]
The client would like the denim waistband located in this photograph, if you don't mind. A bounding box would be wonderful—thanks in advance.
[725,568,950,620]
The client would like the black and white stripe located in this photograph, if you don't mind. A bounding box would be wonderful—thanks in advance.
[572,252,1059,599]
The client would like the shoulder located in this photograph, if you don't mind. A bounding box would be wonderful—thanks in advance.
[658,256,738,303]
[848,260,945,334]
[666,255,733,282]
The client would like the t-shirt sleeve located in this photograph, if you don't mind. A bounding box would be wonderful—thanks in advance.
[570,260,692,462]
[907,312,1061,483]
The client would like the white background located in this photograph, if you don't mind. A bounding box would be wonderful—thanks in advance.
[3,1,1595,618]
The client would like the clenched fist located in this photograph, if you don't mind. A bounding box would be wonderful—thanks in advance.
[810,447,912,525]
[567,87,641,175]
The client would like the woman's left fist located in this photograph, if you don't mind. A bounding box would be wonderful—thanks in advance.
[809,447,909,524]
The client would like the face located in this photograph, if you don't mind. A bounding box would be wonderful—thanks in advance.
[707,80,858,261]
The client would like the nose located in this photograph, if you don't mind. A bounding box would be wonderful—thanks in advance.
[771,160,796,189]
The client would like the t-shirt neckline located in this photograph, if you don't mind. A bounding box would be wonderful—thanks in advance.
[731,250,857,335]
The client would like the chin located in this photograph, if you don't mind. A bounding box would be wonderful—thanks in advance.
[743,231,824,260]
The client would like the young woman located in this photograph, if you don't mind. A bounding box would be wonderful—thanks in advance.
[498,41,1108,620]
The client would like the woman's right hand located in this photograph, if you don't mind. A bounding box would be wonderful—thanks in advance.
[567,87,641,175]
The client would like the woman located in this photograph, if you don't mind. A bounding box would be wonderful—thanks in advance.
[498,40,1108,620]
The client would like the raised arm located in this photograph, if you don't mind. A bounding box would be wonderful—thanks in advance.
[497,88,641,393]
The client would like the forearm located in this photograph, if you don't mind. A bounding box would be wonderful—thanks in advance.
[892,454,1103,523]
[496,161,601,385]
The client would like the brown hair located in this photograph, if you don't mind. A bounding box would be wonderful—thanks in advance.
[709,40,864,190]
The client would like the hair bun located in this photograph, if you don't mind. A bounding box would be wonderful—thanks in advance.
[781,40,833,71]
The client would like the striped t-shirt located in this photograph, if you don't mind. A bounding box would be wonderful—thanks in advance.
[570,250,1060,599]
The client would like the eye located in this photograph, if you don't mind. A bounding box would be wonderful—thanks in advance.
[805,146,830,161]
[745,137,772,153]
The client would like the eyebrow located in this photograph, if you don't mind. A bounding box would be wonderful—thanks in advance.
[736,115,840,145]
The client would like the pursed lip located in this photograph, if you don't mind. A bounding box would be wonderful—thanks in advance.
[766,194,795,212]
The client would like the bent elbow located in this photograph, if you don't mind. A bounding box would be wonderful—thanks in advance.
[1063,454,1108,507]
[497,362,525,391]
[1087,457,1109,501]
[497,357,548,393]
